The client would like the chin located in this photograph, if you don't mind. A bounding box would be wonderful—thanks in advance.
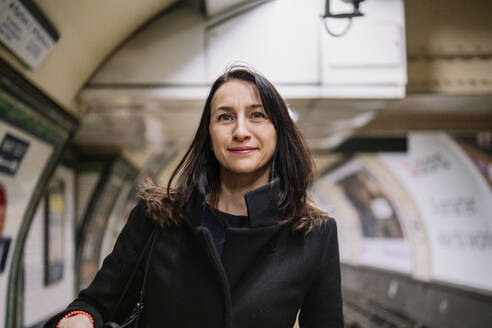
[228,166,259,174]
[225,163,267,175]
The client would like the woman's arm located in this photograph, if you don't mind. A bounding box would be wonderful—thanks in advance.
[298,218,344,327]
[56,312,93,328]
[43,199,155,328]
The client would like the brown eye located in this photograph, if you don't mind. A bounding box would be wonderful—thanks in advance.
[251,112,266,119]
[218,113,233,121]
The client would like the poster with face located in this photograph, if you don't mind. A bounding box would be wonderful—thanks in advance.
[336,168,404,239]
[313,158,414,273]
[44,179,66,285]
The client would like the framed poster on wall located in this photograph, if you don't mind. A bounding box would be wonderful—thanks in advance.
[23,165,76,327]
[44,179,65,285]
[78,158,138,290]
[0,183,10,273]
[336,167,404,239]
[99,183,134,267]
[313,157,414,273]
[79,174,122,289]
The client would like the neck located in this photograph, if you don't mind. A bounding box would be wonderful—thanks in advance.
[214,167,271,216]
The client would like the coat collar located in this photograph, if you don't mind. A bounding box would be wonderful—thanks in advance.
[184,175,286,291]
[185,176,283,228]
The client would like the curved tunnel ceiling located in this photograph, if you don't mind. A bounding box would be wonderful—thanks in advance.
[0,0,178,115]
[75,0,492,158]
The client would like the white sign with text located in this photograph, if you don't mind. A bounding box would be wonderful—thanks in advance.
[0,0,57,69]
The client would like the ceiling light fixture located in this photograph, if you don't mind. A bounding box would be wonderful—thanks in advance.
[322,0,365,37]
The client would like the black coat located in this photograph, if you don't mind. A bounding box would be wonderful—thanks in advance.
[45,180,343,328]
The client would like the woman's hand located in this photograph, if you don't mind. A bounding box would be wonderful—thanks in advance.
[57,314,93,328]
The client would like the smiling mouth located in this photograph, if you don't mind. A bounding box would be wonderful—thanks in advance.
[228,147,257,154]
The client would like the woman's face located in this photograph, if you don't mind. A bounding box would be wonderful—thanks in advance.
[209,80,277,178]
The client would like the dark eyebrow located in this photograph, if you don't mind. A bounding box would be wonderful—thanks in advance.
[214,106,234,112]
[213,104,263,112]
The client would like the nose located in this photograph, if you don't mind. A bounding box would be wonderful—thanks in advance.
[232,117,251,142]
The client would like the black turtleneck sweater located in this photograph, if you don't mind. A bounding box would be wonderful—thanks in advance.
[201,204,250,258]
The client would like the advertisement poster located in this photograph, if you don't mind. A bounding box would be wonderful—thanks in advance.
[76,171,102,231]
[379,133,492,292]
[336,167,404,239]
[0,183,10,273]
[0,121,53,323]
[79,175,123,289]
[314,158,413,273]
[23,166,76,327]
[99,183,136,267]
[44,179,65,285]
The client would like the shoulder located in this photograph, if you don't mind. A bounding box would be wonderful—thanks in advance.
[134,193,183,229]
[292,203,336,237]
[314,217,340,261]
[129,198,151,221]
[305,216,338,241]
[122,198,156,233]
[296,213,338,253]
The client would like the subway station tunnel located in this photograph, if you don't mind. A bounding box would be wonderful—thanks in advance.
[0,0,491,327]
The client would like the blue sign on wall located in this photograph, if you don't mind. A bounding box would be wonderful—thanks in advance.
[0,133,29,176]
[0,237,11,273]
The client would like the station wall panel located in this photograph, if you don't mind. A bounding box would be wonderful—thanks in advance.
[314,133,492,293]
[380,133,492,291]
[0,75,74,327]
[0,99,55,325]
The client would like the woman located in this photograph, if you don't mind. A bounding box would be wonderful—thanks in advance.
[47,66,343,328]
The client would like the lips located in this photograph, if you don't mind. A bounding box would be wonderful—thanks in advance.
[228,146,257,154]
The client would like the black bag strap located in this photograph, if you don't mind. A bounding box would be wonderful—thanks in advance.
[106,224,159,327]
[132,226,159,327]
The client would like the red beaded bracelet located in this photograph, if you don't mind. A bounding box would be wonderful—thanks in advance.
[56,310,94,328]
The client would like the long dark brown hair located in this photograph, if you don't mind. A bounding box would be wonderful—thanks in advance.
[140,65,327,233]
